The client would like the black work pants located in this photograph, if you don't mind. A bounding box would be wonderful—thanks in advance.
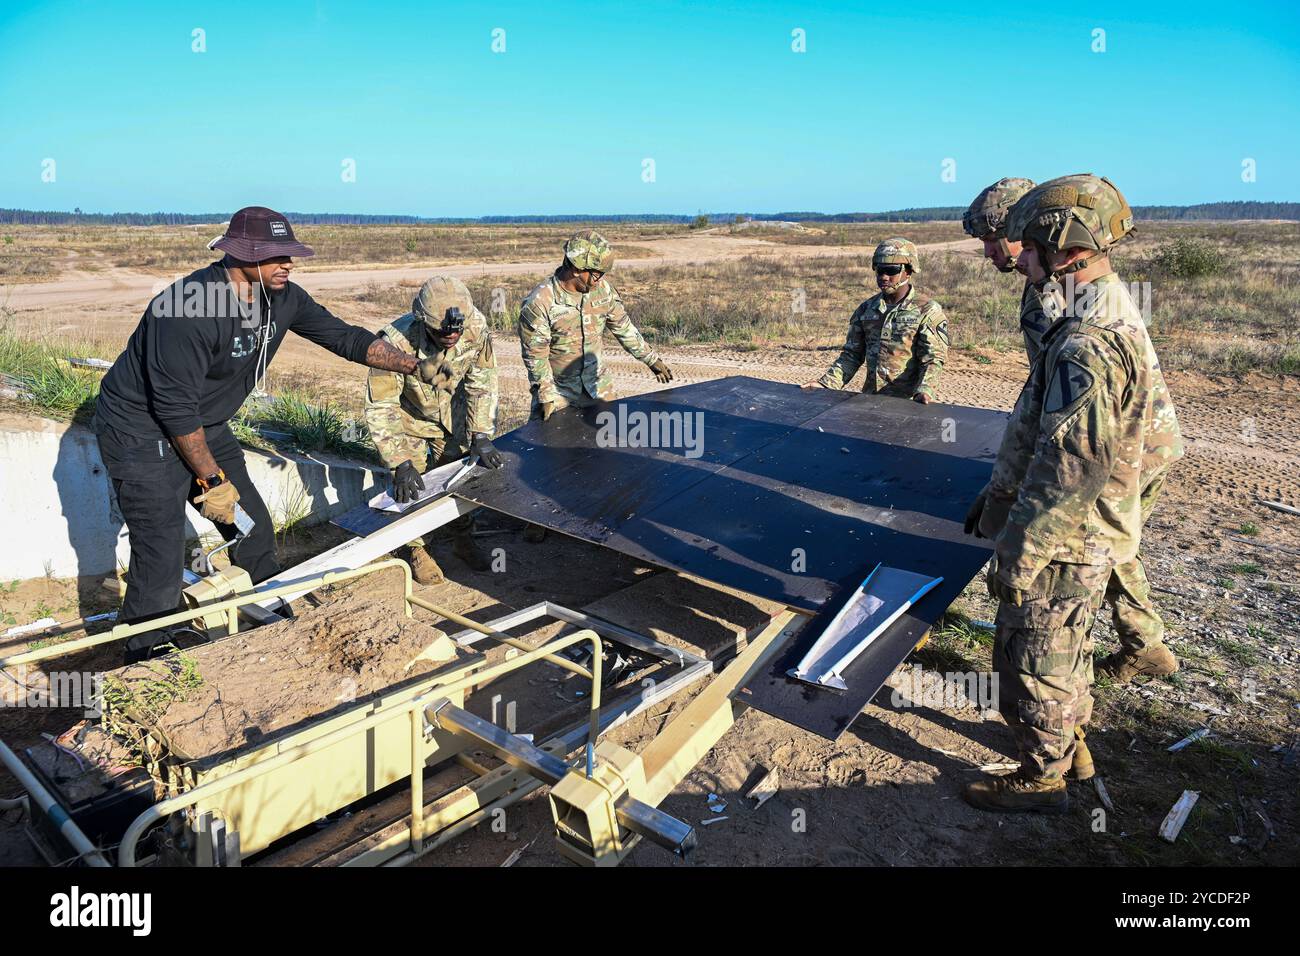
[95,420,279,642]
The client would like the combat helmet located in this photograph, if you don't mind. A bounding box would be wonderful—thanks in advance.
[1007,173,1135,280]
[963,177,1036,272]
[563,231,615,274]
[872,237,920,275]
[413,275,475,334]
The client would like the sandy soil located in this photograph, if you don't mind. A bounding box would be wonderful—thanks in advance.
[104,589,457,763]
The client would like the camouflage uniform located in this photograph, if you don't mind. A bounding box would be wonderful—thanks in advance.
[519,232,660,413]
[987,269,1181,777]
[365,280,498,546]
[1019,282,1051,365]
[818,284,949,400]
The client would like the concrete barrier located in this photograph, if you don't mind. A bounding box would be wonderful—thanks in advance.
[0,412,385,580]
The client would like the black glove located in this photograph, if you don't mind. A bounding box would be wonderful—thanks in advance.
[392,460,425,504]
[650,359,674,384]
[471,433,504,469]
[964,492,987,537]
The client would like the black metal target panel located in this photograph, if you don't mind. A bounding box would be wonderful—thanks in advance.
[455,376,1005,738]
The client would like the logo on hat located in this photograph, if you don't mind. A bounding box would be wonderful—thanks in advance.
[269,221,288,237]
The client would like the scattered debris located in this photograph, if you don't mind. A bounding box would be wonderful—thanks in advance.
[1158,790,1200,843]
[699,816,728,826]
[978,762,1019,773]
[706,792,728,814]
[1260,499,1300,517]
[1229,534,1300,557]
[4,617,58,638]
[1094,777,1115,813]
[1252,800,1276,842]
[500,833,539,867]
[1168,728,1212,752]
[745,766,780,810]
[970,620,996,632]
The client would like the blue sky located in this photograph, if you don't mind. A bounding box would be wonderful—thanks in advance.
[1,0,1297,215]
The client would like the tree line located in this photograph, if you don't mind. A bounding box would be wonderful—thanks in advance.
[1,200,1295,226]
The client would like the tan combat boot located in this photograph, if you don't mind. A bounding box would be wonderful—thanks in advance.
[403,545,445,586]
[1097,644,1178,683]
[453,530,491,572]
[963,768,1069,814]
[1067,727,1094,782]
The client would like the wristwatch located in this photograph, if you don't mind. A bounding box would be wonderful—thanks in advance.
[196,469,226,492]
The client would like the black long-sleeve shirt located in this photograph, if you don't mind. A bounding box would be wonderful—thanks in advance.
[96,261,376,440]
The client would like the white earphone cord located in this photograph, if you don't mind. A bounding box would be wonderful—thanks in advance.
[254,263,273,395]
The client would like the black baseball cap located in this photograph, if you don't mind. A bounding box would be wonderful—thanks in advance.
[210,206,314,261]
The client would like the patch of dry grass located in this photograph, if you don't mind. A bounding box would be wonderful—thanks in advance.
[729,219,967,247]
[0,222,683,282]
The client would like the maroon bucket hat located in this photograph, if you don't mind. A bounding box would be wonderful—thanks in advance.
[210,206,315,261]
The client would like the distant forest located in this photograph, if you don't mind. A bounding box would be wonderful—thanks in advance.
[2,201,1296,226]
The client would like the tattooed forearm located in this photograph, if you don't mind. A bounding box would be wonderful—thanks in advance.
[172,427,220,479]
[365,337,418,375]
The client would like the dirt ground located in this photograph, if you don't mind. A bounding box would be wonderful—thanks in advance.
[1,232,1296,867]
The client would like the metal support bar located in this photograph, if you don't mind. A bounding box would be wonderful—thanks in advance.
[447,600,694,667]
[430,702,695,858]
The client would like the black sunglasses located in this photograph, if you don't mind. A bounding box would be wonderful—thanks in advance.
[876,264,905,276]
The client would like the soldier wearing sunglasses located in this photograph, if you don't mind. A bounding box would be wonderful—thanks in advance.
[803,237,948,403]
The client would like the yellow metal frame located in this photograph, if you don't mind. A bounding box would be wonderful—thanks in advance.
[7,555,809,868]
[118,622,608,865]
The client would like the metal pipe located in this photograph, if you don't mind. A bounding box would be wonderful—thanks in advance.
[1,559,414,668]
[0,740,110,867]
[430,704,694,858]
[409,708,424,854]
[407,593,592,681]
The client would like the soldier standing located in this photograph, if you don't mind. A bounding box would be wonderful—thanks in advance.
[365,276,503,584]
[962,177,1051,362]
[964,179,1183,691]
[802,238,948,403]
[518,231,674,542]
[962,175,1183,813]
[519,231,673,419]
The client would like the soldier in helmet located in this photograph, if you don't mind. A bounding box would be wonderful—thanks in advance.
[519,230,674,420]
[965,178,1180,688]
[802,237,949,403]
[365,275,503,584]
[963,177,1051,362]
[518,231,674,543]
[961,174,1184,813]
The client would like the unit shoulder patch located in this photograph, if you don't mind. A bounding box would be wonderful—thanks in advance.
[1044,359,1095,413]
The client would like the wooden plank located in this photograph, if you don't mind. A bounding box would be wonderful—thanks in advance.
[580,570,785,662]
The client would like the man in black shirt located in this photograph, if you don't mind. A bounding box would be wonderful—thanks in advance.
[95,206,438,661]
